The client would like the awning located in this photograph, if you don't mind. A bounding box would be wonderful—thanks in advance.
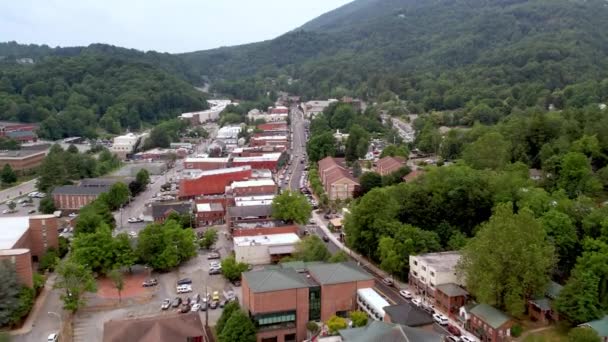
[268,245,295,255]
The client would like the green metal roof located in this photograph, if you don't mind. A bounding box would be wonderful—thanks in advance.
[243,268,314,293]
[582,315,608,337]
[307,262,373,285]
[470,304,511,329]
[436,283,468,297]
[339,321,443,342]
[545,281,563,299]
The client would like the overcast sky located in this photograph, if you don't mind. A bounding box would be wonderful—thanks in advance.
[0,0,352,53]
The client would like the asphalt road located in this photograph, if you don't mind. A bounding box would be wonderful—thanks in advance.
[282,106,306,191]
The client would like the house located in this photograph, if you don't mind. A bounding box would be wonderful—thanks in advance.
[409,251,463,300]
[467,304,514,342]
[527,280,563,324]
[234,233,300,265]
[102,312,204,342]
[242,261,374,342]
[435,283,468,317]
[579,315,608,342]
[52,185,108,211]
[375,156,406,176]
[195,202,225,226]
[151,202,193,223]
[318,157,359,201]
[339,320,443,342]
[383,302,435,328]
[403,169,425,182]
[179,166,252,199]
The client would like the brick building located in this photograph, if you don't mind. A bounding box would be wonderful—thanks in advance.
[318,157,359,200]
[0,122,38,142]
[0,149,47,172]
[0,215,59,287]
[467,304,514,342]
[228,179,277,196]
[151,202,194,223]
[242,262,374,342]
[52,185,108,211]
[250,135,289,147]
[179,166,252,199]
[226,195,274,229]
[196,202,225,226]
[375,156,406,176]
[184,157,230,171]
[256,122,289,136]
[232,153,283,171]
[103,312,204,342]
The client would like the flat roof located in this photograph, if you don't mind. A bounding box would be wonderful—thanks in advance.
[357,288,390,318]
[0,149,46,159]
[195,165,251,177]
[230,179,276,189]
[252,136,288,140]
[52,185,107,196]
[0,217,31,249]
[196,203,223,212]
[185,157,229,163]
[243,268,315,293]
[233,153,282,163]
[308,262,374,285]
[234,194,275,206]
[234,233,300,247]
[414,251,461,272]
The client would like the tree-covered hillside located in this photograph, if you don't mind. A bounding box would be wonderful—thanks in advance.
[0,52,208,139]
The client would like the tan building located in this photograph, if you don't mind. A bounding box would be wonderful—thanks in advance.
[52,185,107,211]
[375,156,406,176]
[318,157,359,200]
[0,215,59,287]
[0,149,47,172]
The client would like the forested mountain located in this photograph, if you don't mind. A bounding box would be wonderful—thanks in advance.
[0,45,208,139]
[184,0,608,118]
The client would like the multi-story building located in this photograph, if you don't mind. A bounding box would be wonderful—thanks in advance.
[466,304,514,342]
[0,149,47,172]
[184,157,230,171]
[232,153,283,171]
[242,262,374,342]
[250,135,289,148]
[0,122,38,142]
[196,202,225,226]
[178,166,252,199]
[52,185,108,211]
[111,132,147,159]
[226,195,274,229]
[234,233,300,265]
[318,157,359,201]
[228,179,277,196]
[375,156,406,176]
[301,99,338,118]
[256,122,289,136]
[0,215,59,287]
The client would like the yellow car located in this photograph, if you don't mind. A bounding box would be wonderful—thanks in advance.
[212,291,220,302]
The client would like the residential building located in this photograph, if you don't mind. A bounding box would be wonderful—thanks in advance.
[151,202,193,223]
[232,153,283,171]
[0,149,47,172]
[184,157,230,170]
[467,304,514,342]
[339,320,443,342]
[579,315,608,342]
[228,179,277,196]
[234,233,301,265]
[409,251,463,300]
[318,157,359,201]
[242,262,374,342]
[196,202,225,226]
[435,283,468,317]
[52,185,108,211]
[375,156,406,176]
[103,312,204,342]
[527,281,563,324]
[0,215,59,287]
[178,166,252,199]
[383,302,435,328]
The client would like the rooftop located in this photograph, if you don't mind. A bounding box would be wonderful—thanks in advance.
[52,185,108,196]
[581,315,608,337]
[103,312,204,342]
[194,165,251,178]
[414,251,461,272]
[227,205,272,218]
[243,267,315,293]
[339,320,443,342]
[470,304,511,329]
[307,262,373,285]
[232,153,282,163]
[234,195,275,206]
[0,149,46,159]
[233,233,300,247]
[151,202,193,218]
[230,179,276,189]
[0,217,31,249]
[435,283,468,297]
[251,136,288,141]
[196,202,223,212]
[185,157,230,163]
[383,303,435,327]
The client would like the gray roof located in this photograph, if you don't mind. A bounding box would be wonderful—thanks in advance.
[529,298,552,311]
[470,304,511,329]
[581,315,608,337]
[383,303,435,327]
[151,202,193,219]
[339,320,443,342]
[6,130,35,138]
[79,178,132,188]
[436,283,468,297]
[546,281,563,299]
[227,205,272,219]
[307,262,373,285]
[243,268,315,293]
[52,185,107,196]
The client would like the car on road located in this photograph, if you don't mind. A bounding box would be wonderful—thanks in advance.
[447,324,461,336]
[212,291,220,302]
[171,297,182,308]
[128,217,143,223]
[460,337,475,342]
[48,333,59,342]
[27,209,36,214]
[2,209,16,214]
[68,213,78,218]
[207,252,220,259]
[322,235,329,242]
[382,278,394,287]
[161,298,171,310]
[399,290,413,299]
[411,298,422,307]
[209,261,221,268]
[191,303,201,312]
[209,268,221,275]
[200,302,208,311]
[177,278,192,285]
[142,278,158,287]
[445,336,459,342]
[128,231,137,238]
[433,313,449,326]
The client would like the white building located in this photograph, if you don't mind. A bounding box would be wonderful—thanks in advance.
[301,99,338,118]
[234,233,301,265]
[247,109,288,122]
[180,99,232,124]
[216,126,242,140]
[357,288,390,321]
[409,251,463,297]
[234,194,275,207]
[111,132,148,158]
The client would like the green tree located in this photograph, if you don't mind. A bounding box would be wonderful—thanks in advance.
[307,132,336,163]
[349,310,368,327]
[9,287,34,326]
[328,251,349,263]
[113,233,137,271]
[380,144,409,158]
[104,182,130,210]
[0,261,21,326]
[345,124,370,162]
[0,332,10,342]
[136,168,150,187]
[216,301,240,335]
[108,269,124,303]
[0,164,17,185]
[70,225,117,274]
[220,256,249,282]
[462,132,511,170]
[326,315,347,334]
[136,220,197,271]
[290,235,331,262]
[54,259,96,313]
[38,196,56,214]
[38,247,59,272]
[555,271,602,325]
[271,191,312,224]
[458,204,555,316]
[218,310,256,342]
[567,327,601,342]
[358,172,382,196]
[199,229,218,250]
[541,209,579,276]
[558,152,602,198]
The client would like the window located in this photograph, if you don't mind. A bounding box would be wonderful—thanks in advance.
[421,266,426,271]
[309,287,321,321]
[261,338,278,342]
[413,260,418,266]
[413,271,418,277]
[255,311,296,327]
[284,333,296,342]
[430,271,435,277]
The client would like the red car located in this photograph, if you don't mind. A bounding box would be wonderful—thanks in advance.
[447,324,461,336]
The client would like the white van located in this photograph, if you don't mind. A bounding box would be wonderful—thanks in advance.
[176,284,192,294]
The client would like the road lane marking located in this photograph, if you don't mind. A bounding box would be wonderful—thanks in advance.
[373,287,397,305]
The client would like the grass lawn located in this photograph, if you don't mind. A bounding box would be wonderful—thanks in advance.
[522,326,568,342]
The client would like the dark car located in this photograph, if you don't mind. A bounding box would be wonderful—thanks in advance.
[219,300,226,308]
[177,278,192,285]
[322,235,330,242]
[209,301,218,309]
[447,324,461,336]
[171,297,182,308]
[142,278,158,287]
[179,304,190,313]
[231,279,242,287]
[209,268,221,275]
[200,302,207,311]
[194,293,201,303]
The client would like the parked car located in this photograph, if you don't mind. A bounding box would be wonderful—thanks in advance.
[142,278,158,287]
[460,337,475,342]
[177,284,192,293]
[212,291,220,302]
[200,302,207,311]
[422,303,435,315]
[382,278,394,287]
[433,313,449,326]
[209,301,218,309]
[411,298,422,307]
[47,333,59,342]
[161,298,171,310]
[209,261,221,268]
[191,303,201,312]
[207,252,220,259]
[27,209,36,214]
[68,213,78,218]
[209,268,221,275]
[171,297,182,308]
[180,304,190,313]
[177,278,192,285]
[399,290,412,299]
[445,336,459,342]
[447,324,461,336]
[128,217,143,223]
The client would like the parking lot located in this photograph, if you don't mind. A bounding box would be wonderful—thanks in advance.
[0,192,43,217]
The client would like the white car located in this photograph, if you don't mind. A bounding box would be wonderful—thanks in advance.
[177,284,192,294]
[128,217,143,223]
[411,298,422,307]
[68,213,77,218]
[399,290,413,299]
[47,333,59,342]
[433,313,449,326]
[128,231,137,238]
[460,337,475,342]
[191,303,201,312]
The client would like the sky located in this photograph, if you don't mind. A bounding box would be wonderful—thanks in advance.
[0,0,352,53]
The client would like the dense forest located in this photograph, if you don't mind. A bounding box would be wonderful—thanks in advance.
[0,46,208,139]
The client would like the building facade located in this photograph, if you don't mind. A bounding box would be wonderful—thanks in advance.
[52,186,107,211]
[0,149,47,172]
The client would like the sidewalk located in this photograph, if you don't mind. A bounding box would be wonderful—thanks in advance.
[10,274,57,336]
[0,179,37,203]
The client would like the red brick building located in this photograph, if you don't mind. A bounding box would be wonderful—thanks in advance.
[375,156,406,176]
[466,304,514,342]
[196,202,225,226]
[232,153,283,171]
[250,135,289,147]
[183,157,230,171]
[0,149,47,172]
[0,215,59,287]
[435,283,468,317]
[0,122,38,142]
[179,166,252,199]
[242,262,374,342]
[151,202,194,223]
[318,157,359,201]
[228,179,277,196]
[52,185,107,211]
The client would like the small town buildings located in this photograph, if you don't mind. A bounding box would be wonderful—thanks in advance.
[435,283,468,317]
[527,281,563,324]
[232,153,283,171]
[0,122,38,142]
[579,315,608,342]
[136,147,188,161]
[466,304,514,342]
[0,216,59,287]
[226,195,274,228]
[248,109,288,123]
[256,122,289,136]
[216,126,242,140]
[103,312,204,342]
[339,320,443,342]
[184,157,230,170]
[242,262,374,342]
[0,149,47,172]
[232,224,299,238]
[250,135,289,147]
[375,156,406,176]
[234,233,301,265]
[318,157,359,201]
[179,99,231,124]
[178,166,252,199]
[409,251,464,303]
[228,179,277,196]
[111,132,147,159]
[301,99,338,118]
[196,202,225,226]
[151,202,194,223]
[52,185,108,211]
[383,302,436,328]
